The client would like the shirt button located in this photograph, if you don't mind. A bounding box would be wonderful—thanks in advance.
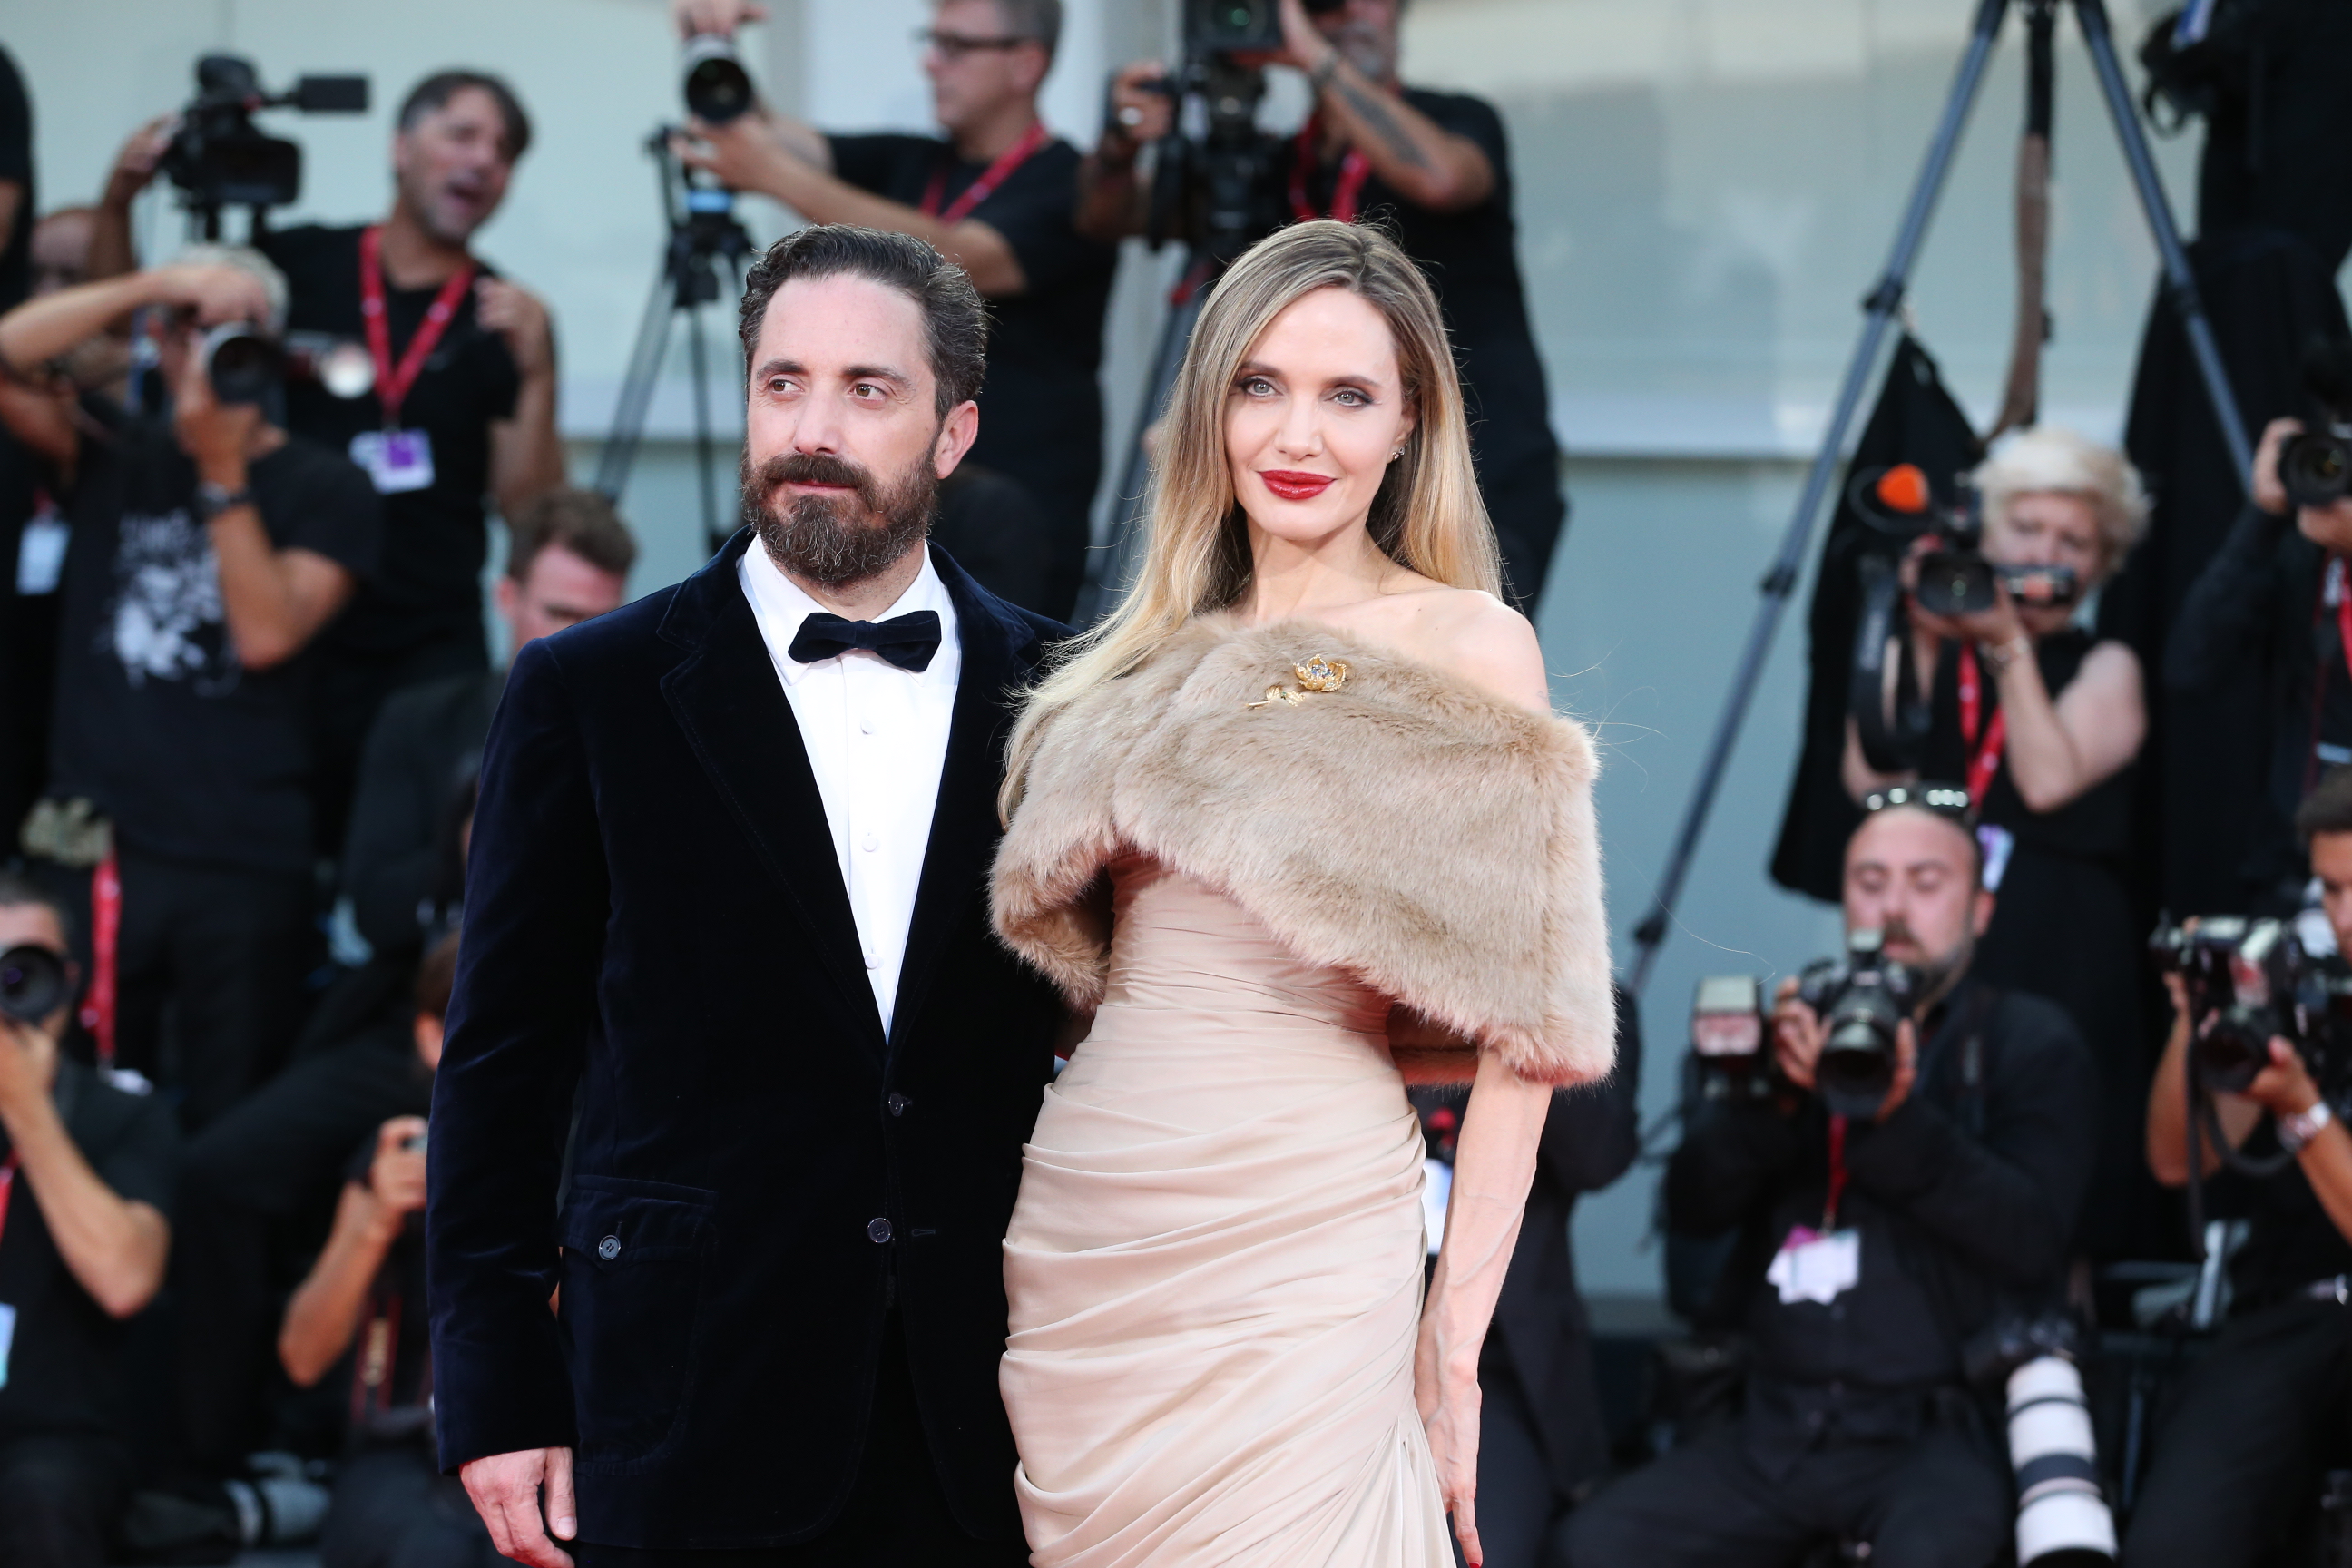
[867,1217,894,1244]
[596,1236,621,1261]
[860,716,875,735]
[863,946,878,969]
[861,832,878,853]
[887,1092,910,1116]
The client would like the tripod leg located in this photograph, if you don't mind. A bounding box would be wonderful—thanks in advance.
[687,299,723,553]
[1075,253,1211,624]
[595,260,682,502]
[2074,0,2254,489]
[1629,0,2013,995]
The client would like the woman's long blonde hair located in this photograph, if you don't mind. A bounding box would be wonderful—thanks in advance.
[1000,220,1501,818]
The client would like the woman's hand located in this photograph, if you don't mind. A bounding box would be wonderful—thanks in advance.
[1904,536,2027,650]
[1416,1324,1484,1565]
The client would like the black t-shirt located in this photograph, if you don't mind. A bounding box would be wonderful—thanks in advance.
[2230,1118,2352,1306]
[48,399,382,872]
[257,224,522,657]
[825,132,1117,545]
[1270,90,1559,491]
[0,46,33,312]
[0,1059,180,1444]
[1921,629,2135,863]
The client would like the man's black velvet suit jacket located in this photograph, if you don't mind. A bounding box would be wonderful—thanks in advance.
[425,533,1066,1549]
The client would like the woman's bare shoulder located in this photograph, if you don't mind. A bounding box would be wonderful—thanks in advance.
[1363,586,1551,713]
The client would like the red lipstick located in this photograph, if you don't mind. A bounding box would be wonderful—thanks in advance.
[1259,469,1336,502]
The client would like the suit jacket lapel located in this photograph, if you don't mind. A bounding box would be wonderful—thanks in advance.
[887,547,1049,1047]
[659,534,886,1051]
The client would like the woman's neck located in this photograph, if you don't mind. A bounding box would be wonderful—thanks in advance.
[1237,515,1399,623]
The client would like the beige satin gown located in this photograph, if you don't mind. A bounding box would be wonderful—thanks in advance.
[1001,854,1454,1567]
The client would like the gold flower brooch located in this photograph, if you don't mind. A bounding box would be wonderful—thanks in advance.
[1247,655,1349,709]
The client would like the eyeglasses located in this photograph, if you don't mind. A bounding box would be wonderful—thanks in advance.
[1861,782,1975,822]
[915,28,1038,62]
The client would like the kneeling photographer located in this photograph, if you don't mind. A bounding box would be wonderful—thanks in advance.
[1566,794,2098,1568]
[1844,428,2158,1259]
[2121,769,2352,1568]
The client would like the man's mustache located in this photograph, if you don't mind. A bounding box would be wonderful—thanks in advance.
[754,451,878,506]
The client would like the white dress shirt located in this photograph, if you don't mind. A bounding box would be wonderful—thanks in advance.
[738,544,960,1035]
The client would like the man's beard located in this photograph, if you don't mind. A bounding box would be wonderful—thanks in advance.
[741,447,938,590]
[1882,916,1972,1004]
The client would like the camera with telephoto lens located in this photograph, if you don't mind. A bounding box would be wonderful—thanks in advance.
[1964,1315,2118,1567]
[161,54,368,218]
[0,944,69,1024]
[2149,916,2352,1095]
[681,35,754,124]
[1796,928,1920,1118]
[194,324,376,407]
[2278,336,2352,512]
[1690,974,1776,1102]
[1184,0,1347,54]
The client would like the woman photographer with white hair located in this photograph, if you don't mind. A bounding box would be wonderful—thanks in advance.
[1845,425,2161,1259]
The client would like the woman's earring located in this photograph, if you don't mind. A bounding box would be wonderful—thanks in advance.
[1389,448,1405,463]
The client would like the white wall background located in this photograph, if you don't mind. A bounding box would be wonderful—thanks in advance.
[6,0,2292,1299]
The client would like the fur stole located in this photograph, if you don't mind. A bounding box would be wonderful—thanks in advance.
[990,615,1614,1086]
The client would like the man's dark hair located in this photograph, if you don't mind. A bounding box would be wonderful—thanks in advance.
[2298,766,2352,840]
[0,871,75,949]
[416,929,462,1024]
[397,71,533,162]
[737,225,987,418]
[505,487,639,583]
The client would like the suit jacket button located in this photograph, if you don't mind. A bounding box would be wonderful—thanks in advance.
[887,1092,910,1116]
[867,1217,894,1244]
[597,1236,622,1261]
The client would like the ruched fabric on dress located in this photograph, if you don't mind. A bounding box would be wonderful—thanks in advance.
[1001,857,1452,1567]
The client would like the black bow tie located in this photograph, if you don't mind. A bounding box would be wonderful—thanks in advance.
[787,610,943,672]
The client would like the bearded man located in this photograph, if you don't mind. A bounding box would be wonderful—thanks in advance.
[425,225,1066,1568]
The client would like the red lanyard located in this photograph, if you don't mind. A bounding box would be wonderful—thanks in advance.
[1822,1114,1849,1230]
[358,225,477,429]
[1289,117,1373,222]
[0,1155,19,1253]
[78,850,119,1069]
[2335,559,2352,689]
[921,122,1049,225]
[1956,643,2009,804]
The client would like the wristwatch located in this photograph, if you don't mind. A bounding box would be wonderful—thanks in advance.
[2280,1099,2335,1153]
[192,481,253,523]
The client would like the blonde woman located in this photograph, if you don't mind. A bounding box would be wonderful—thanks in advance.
[989,220,1614,1566]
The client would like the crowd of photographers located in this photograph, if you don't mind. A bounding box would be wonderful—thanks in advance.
[3,1,2350,1566]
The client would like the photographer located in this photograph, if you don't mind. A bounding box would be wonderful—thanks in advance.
[92,72,564,853]
[278,933,495,1568]
[1564,796,2098,1568]
[0,874,179,1568]
[671,0,1115,619]
[1086,0,1566,608]
[2121,770,2352,1568]
[2166,413,2352,915]
[0,250,381,1130]
[1845,427,2158,1258]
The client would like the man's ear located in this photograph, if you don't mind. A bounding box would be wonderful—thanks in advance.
[934,398,980,477]
[1971,887,1995,940]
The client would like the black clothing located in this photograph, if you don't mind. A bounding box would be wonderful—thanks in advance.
[321,1446,499,1568]
[2225,1119,2352,1309]
[571,1315,1030,1568]
[0,46,34,312]
[1562,1415,2009,1568]
[257,224,521,661]
[173,1021,433,1469]
[0,1058,180,1446]
[932,465,1056,619]
[342,669,503,956]
[426,537,1068,1548]
[48,399,380,874]
[2121,1298,2352,1568]
[2166,501,2344,908]
[1918,630,2161,1259]
[1271,90,1565,607]
[0,1435,133,1568]
[827,133,1116,621]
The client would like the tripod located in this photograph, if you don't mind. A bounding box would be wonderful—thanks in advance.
[595,131,755,553]
[1625,0,2254,996]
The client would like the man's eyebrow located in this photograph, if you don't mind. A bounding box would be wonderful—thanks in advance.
[841,363,913,387]
[751,358,806,381]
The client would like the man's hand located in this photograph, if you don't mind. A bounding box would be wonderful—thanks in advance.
[172,345,262,482]
[0,1015,61,1132]
[103,115,178,210]
[1102,63,1176,150]
[461,1447,577,1568]
[671,116,806,204]
[2243,1037,2325,1122]
[475,279,555,382]
[368,1116,429,1223]
[1771,976,1824,1092]
[1875,1018,1920,1122]
[672,0,766,36]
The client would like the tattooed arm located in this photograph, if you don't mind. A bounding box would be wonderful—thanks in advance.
[1278,0,1494,212]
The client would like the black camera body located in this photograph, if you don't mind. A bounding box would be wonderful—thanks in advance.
[1797,928,1920,1118]
[1184,0,1345,53]
[2151,916,2352,1094]
[2280,336,2352,512]
[681,36,754,124]
[162,54,367,220]
[0,944,69,1024]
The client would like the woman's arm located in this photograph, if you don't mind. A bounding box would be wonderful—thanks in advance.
[280,1118,425,1387]
[1995,637,2144,814]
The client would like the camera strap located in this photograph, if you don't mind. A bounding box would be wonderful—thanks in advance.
[0,1156,16,1254]
[1823,1112,1850,1230]
[76,850,119,1070]
[358,226,477,431]
[921,122,1050,226]
[1289,117,1372,223]
[1956,642,2008,803]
